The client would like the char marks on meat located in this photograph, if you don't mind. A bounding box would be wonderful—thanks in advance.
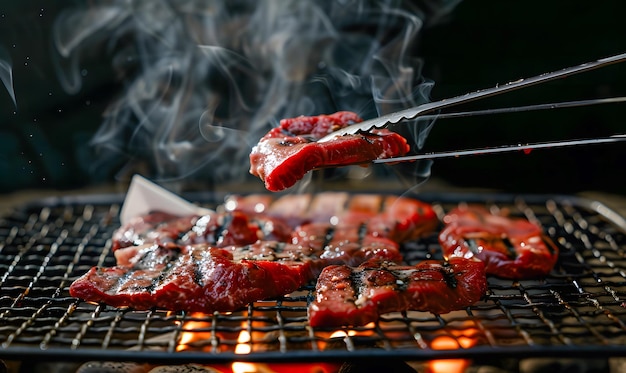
[249,111,411,192]
[70,234,402,312]
[111,210,290,251]
[439,205,559,279]
[225,192,438,243]
[71,192,442,316]
[308,257,487,327]
[70,244,311,312]
[112,212,197,251]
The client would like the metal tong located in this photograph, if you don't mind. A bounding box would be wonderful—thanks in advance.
[317,52,626,162]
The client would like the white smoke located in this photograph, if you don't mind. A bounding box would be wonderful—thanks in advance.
[0,46,16,109]
[51,0,461,188]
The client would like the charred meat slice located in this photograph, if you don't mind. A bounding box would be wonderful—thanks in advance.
[224,192,355,227]
[308,258,487,327]
[112,212,197,251]
[225,192,438,243]
[352,194,439,243]
[70,244,310,312]
[72,192,439,314]
[289,224,403,268]
[112,210,270,251]
[439,205,559,279]
[70,235,402,313]
[249,111,411,192]
[180,211,262,246]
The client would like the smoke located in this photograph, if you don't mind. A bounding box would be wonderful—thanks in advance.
[51,0,461,189]
[0,46,16,109]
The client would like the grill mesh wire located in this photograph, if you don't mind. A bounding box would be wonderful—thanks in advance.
[1,193,626,363]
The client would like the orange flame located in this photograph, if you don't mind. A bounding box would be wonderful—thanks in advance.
[176,313,213,352]
[316,322,377,351]
[427,327,479,373]
[230,321,339,373]
[176,321,211,351]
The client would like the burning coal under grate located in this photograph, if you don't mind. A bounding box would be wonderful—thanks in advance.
[1,193,626,367]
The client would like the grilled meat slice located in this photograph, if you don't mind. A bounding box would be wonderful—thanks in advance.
[308,258,487,327]
[225,192,355,224]
[439,205,559,279]
[181,211,261,246]
[73,192,438,313]
[112,212,197,251]
[70,233,402,312]
[111,210,289,251]
[225,192,438,243]
[224,193,315,228]
[70,244,310,312]
[249,111,410,192]
[290,223,403,267]
[346,194,439,243]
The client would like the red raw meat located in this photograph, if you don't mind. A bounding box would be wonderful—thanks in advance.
[249,112,410,192]
[439,205,559,279]
[308,257,487,327]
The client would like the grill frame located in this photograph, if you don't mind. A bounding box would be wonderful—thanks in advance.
[2,191,626,364]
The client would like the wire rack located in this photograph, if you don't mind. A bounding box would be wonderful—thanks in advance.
[1,192,626,364]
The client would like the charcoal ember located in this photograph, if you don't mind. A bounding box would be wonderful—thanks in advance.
[76,361,151,373]
[149,365,221,373]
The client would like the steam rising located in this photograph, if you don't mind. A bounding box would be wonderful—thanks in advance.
[52,0,460,188]
[0,46,16,109]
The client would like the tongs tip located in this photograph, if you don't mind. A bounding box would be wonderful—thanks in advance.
[319,52,626,143]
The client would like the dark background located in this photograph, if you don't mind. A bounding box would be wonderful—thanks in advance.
[418,1,626,194]
[0,1,624,195]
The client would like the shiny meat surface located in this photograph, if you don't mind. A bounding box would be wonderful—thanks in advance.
[71,192,439,315]
[111,210,292,251]
[308,257,487,327]
[70,236,402,312]
[70,244,310,312]
[249,111,410,192]
[439,205,559,279]
[225,192,438,243]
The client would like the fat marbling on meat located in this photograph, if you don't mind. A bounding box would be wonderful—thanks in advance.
[249,112,411,192]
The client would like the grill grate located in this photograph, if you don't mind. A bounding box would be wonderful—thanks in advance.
[1,192,626,364]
